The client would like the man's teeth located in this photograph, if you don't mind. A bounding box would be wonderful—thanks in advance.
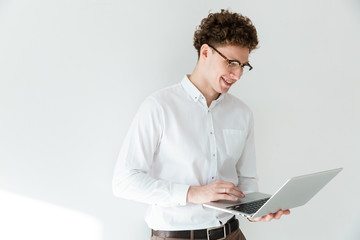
[223,78,232,84]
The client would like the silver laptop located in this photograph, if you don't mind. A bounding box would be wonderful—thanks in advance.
[203,168,342,219]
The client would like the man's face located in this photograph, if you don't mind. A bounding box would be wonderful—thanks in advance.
[203,44,250,95]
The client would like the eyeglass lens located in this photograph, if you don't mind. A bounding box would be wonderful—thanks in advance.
[227,63,251,76]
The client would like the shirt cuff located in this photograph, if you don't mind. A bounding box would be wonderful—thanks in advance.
[172,183,190,206]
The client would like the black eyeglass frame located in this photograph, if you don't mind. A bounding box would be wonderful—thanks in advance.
[207,44,253,73]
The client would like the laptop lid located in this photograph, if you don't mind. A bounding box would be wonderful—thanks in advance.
[203,168,343,218]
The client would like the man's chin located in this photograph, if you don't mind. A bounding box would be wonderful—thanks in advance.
[219,86,231,94]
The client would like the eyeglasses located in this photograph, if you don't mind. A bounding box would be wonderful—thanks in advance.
[207,44,253,78]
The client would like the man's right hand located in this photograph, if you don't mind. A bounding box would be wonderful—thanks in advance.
[186,180,245,204]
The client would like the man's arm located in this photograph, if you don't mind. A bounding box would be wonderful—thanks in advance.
[186,180,245,204]
[112,97,189,207]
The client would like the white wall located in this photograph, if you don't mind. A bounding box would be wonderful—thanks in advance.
[1,0,359,239]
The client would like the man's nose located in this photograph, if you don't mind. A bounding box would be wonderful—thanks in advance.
[229,69,242,80]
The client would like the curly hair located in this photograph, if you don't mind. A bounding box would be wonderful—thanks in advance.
[193,9,259,57]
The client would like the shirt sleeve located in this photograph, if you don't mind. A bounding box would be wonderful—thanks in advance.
[112,96,190,207]
[236,111,259,194]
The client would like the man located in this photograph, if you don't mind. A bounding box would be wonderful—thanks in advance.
[113,9,290,240]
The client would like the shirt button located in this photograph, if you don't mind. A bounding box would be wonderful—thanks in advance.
[212,177,215,179]
[213,154,215,157]
[210,132,213,134]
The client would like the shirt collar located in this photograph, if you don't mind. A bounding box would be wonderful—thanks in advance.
[181,75,226,104]
[181,75,203,102]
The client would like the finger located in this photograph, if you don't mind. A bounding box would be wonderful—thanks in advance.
[228,187,245,198]
[216,187,224,193]
[216,187,228,194]
[221,188,244,198]
[264,213,274,222]
[253,216,266,222]
[215,193,238,201]
[274,210,283,220]
[249,217,260,222]
[253,215,267,222]
[218,184,245,198]
[283,209,291,215]
[214,180,226,184]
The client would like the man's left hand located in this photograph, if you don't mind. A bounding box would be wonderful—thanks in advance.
[248,209,290,222]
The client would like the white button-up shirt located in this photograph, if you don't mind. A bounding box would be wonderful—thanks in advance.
[113,75,258,230]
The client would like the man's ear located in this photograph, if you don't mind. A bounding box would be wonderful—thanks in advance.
[199,44,210,62]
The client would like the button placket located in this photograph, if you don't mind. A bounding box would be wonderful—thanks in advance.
[207,108,217,182]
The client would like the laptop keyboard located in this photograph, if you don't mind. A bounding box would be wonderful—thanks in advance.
[226,197,270,214]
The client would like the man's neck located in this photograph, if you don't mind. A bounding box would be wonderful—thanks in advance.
[189,68,220,107]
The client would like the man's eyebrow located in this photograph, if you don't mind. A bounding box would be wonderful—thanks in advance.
[227,53,248,63]
[230,58,248,64]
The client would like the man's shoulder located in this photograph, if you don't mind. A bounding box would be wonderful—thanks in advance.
[135,82,183,115]
[148,82,183,104]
